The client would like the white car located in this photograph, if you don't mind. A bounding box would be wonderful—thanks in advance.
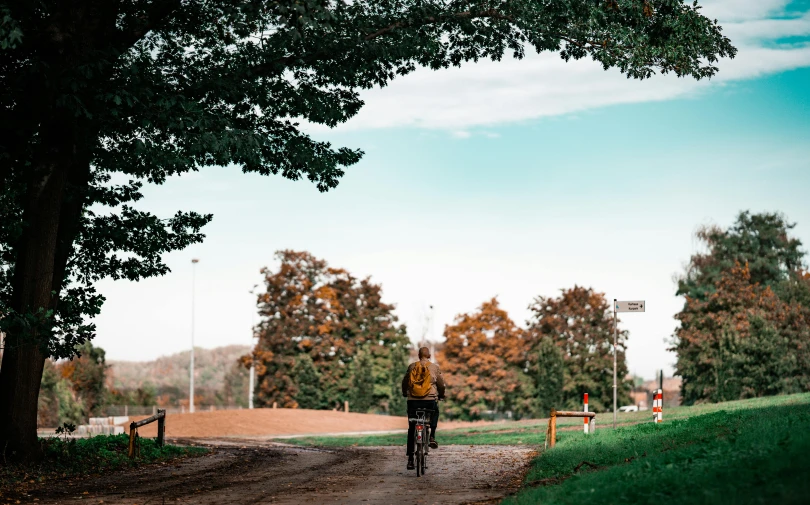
[618,405,639,412]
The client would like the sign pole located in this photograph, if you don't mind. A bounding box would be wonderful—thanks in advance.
[613,298,617,429]
[613,299,645,429]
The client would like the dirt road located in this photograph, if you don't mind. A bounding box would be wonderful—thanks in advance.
[30,440,535,505]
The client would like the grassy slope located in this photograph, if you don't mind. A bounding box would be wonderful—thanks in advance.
[505,393,810,505]
[279,393,809,448]
[280,394,810,504]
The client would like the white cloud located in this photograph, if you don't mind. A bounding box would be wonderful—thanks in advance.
[698,0,790,22]
[724,12,810,42]
[312,1,810,133]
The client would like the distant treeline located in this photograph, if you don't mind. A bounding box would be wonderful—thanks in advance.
[36,345,252,427]
[249,211,810,418]
[34,210,810,426]
[247,251,632,420]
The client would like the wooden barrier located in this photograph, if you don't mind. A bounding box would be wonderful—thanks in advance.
[544,409,596,449]
[128,409,166,458]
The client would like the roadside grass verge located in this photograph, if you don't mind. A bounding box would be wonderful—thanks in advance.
[0,434,206,500]
[504,392,810,505]
[281,427,547,447]
[278,393,810,451]
[278,413,590,447]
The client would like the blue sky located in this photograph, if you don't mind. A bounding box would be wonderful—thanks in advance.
[93,0,810,380]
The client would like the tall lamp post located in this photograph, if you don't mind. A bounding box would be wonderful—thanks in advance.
[248,284,258,409]
[190,258,199,414]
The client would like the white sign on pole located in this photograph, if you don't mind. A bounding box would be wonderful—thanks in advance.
[615,300,645,312]
[612,298,645,430]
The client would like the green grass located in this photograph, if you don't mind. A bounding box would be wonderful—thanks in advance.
[0,434,206,500]
[280,394,810,503]
[279,413,590,447]
[282,394,810,448]
[281,428,547,447]
[504,392,810,505]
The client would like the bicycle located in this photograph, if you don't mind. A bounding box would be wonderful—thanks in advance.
[408,408,435,477]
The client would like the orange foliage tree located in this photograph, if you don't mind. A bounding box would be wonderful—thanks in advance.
[438,298,534,420]
[526,286,631,412]
[249,251,409,411]
[672,263,810,403]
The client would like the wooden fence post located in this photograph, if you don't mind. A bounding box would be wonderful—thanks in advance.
[549,409,557,448]
[127,422,136,458]
[128,410,167,458]
[344,401,349,413]
[157,409,165,447]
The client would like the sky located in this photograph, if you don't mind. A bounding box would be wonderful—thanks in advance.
[92,0,810,380]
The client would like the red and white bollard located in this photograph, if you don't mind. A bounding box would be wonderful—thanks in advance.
[652,389,663,423]
[583,393,589,434]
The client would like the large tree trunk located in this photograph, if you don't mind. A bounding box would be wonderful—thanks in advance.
[0,341,49,461]
[0,159,68,462]
[0,4,110,463]
[0,120,90,462]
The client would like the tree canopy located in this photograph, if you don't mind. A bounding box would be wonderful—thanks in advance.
[249,250,410,412]
[439,291,631,419]
[0,0,737,359]
[439,298,534,420]
[672,212,810,404]
[0,0,736,460]
[677,211,806,302]
[526,286,632,412]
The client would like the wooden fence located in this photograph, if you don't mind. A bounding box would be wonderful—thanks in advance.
[544,409,596,449]
[128,409,166,458]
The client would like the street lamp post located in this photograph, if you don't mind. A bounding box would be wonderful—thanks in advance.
[248,284,258,409]
[190,258,199,414]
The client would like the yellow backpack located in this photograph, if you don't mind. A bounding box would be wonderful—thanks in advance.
[409,361,432,398]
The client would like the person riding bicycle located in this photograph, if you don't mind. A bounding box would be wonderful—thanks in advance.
[401,346,445,470]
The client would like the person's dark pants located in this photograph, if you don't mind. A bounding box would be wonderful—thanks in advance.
[406,399,439,456]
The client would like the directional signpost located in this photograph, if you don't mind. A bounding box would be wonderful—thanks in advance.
[613,299,645,428]
[615,301,645,312]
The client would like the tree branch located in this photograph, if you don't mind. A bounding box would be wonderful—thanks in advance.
[257,8,515,74]
[115,0,183,50]
[363,9,514,41]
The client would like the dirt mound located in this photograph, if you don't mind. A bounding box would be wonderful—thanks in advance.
[125,408,493,438]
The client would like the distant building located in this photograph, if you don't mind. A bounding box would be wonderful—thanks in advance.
[628,376,681,410]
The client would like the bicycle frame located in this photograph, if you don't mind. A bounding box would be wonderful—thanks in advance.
[408,408,434,477]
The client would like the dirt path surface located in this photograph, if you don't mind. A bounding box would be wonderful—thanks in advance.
[29,439,534,505]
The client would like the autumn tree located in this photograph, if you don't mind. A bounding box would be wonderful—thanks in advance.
[439,298,533,420]
[527,286,631,412]
[673,212,810,404]
[677,212,806,302]
[58,341,108,417]
[673,263,810,404]
[0,0,736,460]
[250,251,409,411]
[37,360,83,428]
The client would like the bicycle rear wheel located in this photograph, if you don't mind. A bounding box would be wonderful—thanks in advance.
[416,444,423,477]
